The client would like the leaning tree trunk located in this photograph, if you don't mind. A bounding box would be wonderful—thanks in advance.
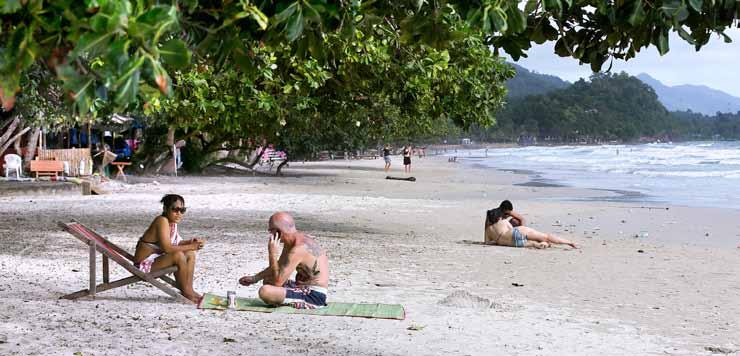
[23,127,41,170]
[0,116,21,154]
[0,125,30,159]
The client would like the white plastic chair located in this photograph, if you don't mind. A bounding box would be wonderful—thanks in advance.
[4,154,22,179]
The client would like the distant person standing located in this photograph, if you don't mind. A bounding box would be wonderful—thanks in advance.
[403,145,412,173]
[383,145,392,172]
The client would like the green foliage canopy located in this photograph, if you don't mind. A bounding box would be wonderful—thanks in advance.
[1,0,738,113]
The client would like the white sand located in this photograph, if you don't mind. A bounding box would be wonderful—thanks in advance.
[0,157,738,355]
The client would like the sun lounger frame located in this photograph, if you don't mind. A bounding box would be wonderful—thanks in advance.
[58,220,192,304]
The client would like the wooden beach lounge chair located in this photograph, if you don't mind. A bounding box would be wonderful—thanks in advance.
[58,221,192,304]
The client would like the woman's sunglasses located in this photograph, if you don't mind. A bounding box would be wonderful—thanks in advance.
[171,207,187,214]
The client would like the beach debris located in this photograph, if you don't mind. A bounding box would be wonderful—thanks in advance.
[511,283,524,287]
[637,249,645,253]
[386,176,416,182]
[223,337,237,343]
[407,324,426,331]
[374,282,398,287]
[438,290,491,309]
[72,269,79,272]
[0,334,6,344]
[704,346,735,354]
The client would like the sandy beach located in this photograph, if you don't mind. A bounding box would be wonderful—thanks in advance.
[0,155,738,355]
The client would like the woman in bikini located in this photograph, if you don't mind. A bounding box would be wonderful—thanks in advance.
[485,208,577,249]
[134,194,205,303]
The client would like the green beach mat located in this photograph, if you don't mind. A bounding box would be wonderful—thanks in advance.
[198,293,405,320]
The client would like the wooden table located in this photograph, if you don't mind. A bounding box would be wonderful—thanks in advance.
[111,162,132,181]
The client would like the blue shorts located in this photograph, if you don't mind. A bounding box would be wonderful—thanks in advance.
[512,227,527,247]
[384,156,391,163]
[283,280,328,309]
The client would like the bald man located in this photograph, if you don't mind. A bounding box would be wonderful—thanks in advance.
[238,212,330,309]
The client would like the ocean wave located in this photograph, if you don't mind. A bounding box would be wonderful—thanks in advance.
[632,169,740,178]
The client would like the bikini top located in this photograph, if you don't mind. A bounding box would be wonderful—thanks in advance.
[138,222,182,253]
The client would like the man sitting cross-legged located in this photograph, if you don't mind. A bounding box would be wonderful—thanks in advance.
[239,212,329,309]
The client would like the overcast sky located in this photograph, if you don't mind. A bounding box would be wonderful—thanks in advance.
[507,28,740,97]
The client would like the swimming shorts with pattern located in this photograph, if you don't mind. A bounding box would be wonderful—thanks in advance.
[282,280,328,309]
[512,227,527,248]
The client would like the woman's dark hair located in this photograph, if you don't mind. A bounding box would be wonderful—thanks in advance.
[499,200,513,212]
[486,208,504,225]
[161,194,185,211]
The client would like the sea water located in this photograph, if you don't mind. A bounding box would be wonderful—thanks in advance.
[463,141,740,210]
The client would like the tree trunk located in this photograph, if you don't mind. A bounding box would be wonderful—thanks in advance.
[0,127,30,158]
[0,116,21,150]
[23,128,41,170]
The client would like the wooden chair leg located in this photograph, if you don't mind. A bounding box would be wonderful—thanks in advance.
[103,255,109,284]
[89,241,96,297]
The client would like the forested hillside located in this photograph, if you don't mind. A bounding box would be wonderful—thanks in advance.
[505,64,570,98]
[478,72,672,142]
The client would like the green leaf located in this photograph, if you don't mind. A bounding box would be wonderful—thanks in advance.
[159,39,191,69]
[506,7,527,33]
[490,8,507,32]
[285,12,305,41]
[660,0,682,17]
[0,0,22,14]
[676,27,696,44]
[71,31,113,59]
[656,30,669,55]
[524,0,539,13]
[149,58,171,95]
[274,3,297,23]
[688,0,703,11]
[544,0,563,16]
[627,0,645,26]
[115,67,140,106]
[554,38,571,57]
[720,31,732,43]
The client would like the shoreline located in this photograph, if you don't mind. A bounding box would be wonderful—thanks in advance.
[0,156,738,355]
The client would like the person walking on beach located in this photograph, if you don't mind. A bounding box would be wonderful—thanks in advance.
[383,145,392,172]
[238,212,329,309]
[403,145,412,173]
[133,194,205,303]
[484,208,577,249]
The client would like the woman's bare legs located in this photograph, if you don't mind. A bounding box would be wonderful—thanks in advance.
[517,226,578,249]
[152,251,200,302]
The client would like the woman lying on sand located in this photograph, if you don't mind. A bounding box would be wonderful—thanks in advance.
[133,194,205,302]
[484,208,577,249]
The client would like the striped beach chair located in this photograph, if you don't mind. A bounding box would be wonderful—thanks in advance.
[58,221,192,304]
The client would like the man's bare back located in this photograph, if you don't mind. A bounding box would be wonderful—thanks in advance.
[275,234,329,288]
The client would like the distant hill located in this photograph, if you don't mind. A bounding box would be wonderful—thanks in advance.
[506,63,570,98]
[636,73,740,115]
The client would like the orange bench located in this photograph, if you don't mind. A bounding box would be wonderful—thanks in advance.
[30,159,64,178]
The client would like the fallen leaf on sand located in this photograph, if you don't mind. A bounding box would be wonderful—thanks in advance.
[637,250,645,253]
[511,283,524,287]
[407,324,425,331]
[223,337,237,343]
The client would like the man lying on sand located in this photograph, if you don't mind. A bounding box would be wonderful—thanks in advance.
[485,208,577,249]
[496,200,526,227]
[239,212,329,309]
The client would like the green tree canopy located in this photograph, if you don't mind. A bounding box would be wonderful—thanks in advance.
[1,0,738,113]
